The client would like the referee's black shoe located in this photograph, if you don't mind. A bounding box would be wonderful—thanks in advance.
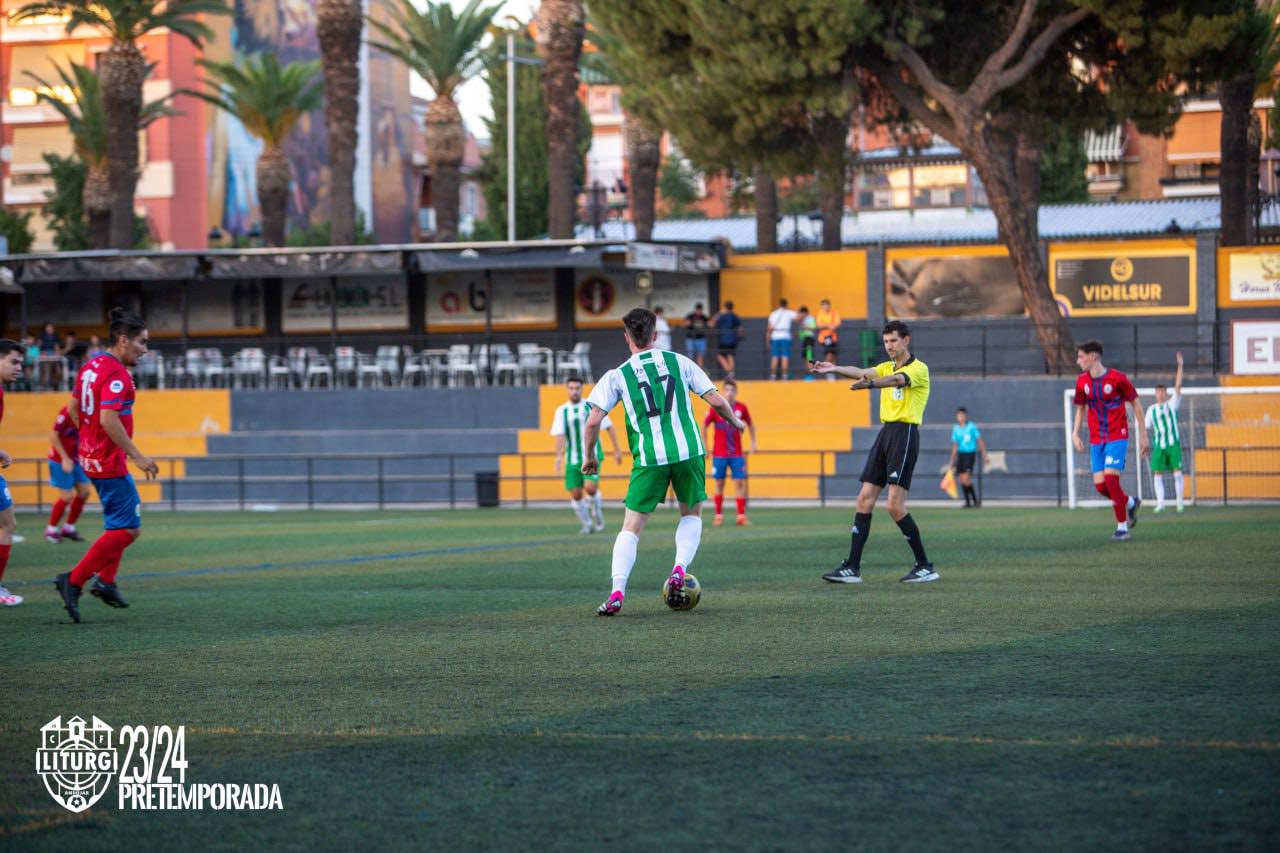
[822,562,862,584]
[900,563,939,583]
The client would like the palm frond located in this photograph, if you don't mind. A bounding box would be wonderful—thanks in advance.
[197,54,323,146]
[368,0,500,98]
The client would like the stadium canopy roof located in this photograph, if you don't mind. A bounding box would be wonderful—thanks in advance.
[412,243,621,272]
[576,196,1226,251]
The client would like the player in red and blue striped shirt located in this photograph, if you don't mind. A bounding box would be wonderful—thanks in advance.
[702,379,756,526]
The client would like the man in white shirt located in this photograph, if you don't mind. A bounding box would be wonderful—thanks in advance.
[766,298,797,380]
[653,307,673,351]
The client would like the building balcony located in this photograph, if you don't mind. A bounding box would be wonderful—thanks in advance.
[1160,176,1219,198]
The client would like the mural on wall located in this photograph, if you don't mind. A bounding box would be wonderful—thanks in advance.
[205,0,414,243]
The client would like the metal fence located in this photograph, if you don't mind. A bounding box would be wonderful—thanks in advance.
[19,448,1279,512]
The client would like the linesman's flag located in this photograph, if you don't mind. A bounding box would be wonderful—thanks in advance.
[939,466,958,499]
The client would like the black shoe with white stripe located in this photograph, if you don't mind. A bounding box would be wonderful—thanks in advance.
[822,562,862,584]
[899,563,939,583]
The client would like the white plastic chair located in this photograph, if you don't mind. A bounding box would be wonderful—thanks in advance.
[401,352,429,387]
[517,343,550,386]
[446,344,478,387]
[267,355,292,388]
[375,345,401,386]
[556,341,592,383]
[286,347,311,388]
[305,353,334,388]
[201,349,228,387]
[491,344,519,386]
[333,347,359,387]
[356,352,382,387]
[231,347,266,388]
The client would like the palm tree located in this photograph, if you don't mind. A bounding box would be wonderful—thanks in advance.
[195,54,324,247]
[10,0,228,249]
[317,0,363,246]
[536,0,584,239]
[369,0,500,242]
[26,61,176,249]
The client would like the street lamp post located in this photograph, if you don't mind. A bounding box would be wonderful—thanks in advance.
[501,30,544,243]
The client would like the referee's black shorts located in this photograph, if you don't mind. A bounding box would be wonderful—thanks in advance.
[860,422,920,490]
[955,451,976,474]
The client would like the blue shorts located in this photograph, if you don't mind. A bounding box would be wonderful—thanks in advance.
[92,475,141,530]
[686,338,707,357]
[49,460,91,490]
[1090,440,1129,474]
[770,339,792,358]
[0,475,10,512]
[712,456,747,481]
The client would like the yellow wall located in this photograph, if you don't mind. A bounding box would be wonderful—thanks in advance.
[718,265,779,317]
[726,251,867,318]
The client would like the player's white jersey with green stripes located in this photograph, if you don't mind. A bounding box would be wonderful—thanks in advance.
[550,402,612,465]
[1144,393,1182,449]
[586,349,715,468]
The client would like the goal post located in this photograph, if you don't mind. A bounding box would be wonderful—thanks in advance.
[1063,385,1280,508]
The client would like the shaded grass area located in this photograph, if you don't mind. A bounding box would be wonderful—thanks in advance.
[2,507,1278,849]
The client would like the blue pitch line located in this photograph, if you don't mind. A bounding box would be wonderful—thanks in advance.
[11,537,585,588]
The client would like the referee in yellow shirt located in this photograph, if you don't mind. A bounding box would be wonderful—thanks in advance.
[809,320,937,584]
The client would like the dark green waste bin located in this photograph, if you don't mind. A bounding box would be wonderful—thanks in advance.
[859,328,879,365]
[475,471,499,507]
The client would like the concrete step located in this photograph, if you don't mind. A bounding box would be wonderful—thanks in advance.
[205,429,519,456]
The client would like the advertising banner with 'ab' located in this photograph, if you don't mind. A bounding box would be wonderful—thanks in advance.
[1050,241,1196,316]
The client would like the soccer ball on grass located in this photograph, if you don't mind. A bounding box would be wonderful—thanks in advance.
[661,573,701,611]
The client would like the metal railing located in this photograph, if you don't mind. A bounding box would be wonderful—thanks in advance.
[17,446,1278,513]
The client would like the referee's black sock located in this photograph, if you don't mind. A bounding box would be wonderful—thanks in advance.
[847,512,872,567]
[896,514,930,565]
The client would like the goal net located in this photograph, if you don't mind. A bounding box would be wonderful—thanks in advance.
[1063,385,1280,508]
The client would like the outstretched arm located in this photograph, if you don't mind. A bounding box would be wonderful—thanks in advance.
[849,372,908,391]
[1174,351,1183,396]
[808,361,876,380]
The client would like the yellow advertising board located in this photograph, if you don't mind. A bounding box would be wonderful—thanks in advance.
[1049,239,1196,316]
[1218,246,1280,308]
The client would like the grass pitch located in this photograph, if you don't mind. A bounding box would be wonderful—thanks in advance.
[2,505,1278,850]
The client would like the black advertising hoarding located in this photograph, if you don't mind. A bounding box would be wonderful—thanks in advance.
[1050,244,1195,316]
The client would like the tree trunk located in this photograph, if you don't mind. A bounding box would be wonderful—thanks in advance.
[1247,111,1261,245]
[814,113,849,251]
[754,166,777,252]
[317,0,363,246]
[100,41,147,249]
[967,137,1074,370]
[84,162,113,250]
[625,113,661,240]
[536,0,584,239]
[1219,74,1254,247]
[257,145,291,247]
[425,96,466,241]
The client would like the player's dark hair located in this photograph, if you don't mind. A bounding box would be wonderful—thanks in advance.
[108,307,146,343]
[623,307,657,348]
[779,298,788,307]
[1078,339,1103,355]
[956,406,967,414]
[724,301,734,310]
[882,320,910,338]
[798,305,809,314]
[1154,383,1166,391]
[723,378,737,389]
[0,338,23,358]
[566,375,583,385]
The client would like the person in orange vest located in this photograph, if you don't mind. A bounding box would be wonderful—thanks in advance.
[815,299,841,381]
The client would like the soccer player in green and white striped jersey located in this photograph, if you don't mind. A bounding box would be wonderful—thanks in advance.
[582,308,747,616]
[1144,351,1185,512]
[551,376,622,534]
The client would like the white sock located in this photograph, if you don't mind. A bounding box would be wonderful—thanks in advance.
[674,515,703,568]
[1152,475,1165,508]
[1117,521,1128,531]
[571,499,591,526]
[611,531,639,595]
[591,491,603,523]
[1174,470,1184,508]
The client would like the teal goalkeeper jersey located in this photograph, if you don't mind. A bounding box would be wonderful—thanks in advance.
[586,349,715,468]
[1144,394,1182,450]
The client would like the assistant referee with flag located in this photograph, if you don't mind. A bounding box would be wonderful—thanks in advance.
[809,320,937,584]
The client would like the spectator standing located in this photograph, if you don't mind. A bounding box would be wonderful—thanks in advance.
[61,331,81,378]
[766,298,796,380]
[654,307,673,351]
[797,306,817,379]
[684,303,709,367]
[816,299,842,381]
[711,301,743,378]
[86,335,106,359]
[39,322,61,389]
[23,336,40,390]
